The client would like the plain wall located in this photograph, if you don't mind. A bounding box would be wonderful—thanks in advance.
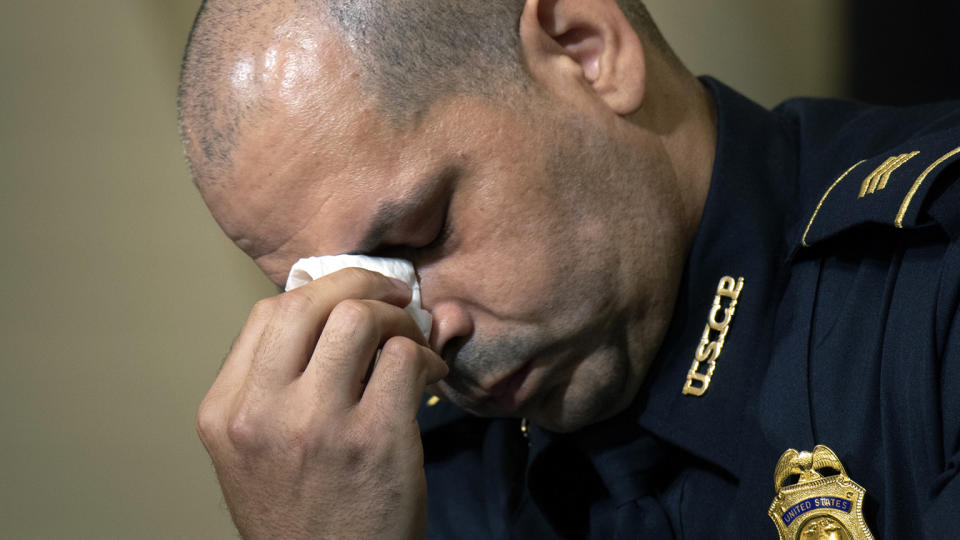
[648,0,845,108]
[0,1,844,538]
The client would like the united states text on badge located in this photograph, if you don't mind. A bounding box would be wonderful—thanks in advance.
[768,445,875,540]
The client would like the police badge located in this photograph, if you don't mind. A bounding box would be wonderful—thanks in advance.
[768,445,875,540]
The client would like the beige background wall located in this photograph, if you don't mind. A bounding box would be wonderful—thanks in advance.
[649,1,846,108]
[0,1,844,538]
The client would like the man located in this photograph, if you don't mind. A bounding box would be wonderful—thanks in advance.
[178,0,960,538]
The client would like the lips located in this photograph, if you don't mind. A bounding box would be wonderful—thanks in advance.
[484,361,534,412]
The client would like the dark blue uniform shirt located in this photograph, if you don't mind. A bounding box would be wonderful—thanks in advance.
[418,78,960,539]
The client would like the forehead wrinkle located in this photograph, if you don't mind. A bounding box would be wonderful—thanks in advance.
[240,185,334,262]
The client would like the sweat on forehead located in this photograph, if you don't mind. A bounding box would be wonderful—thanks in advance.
[178,0,669,191]
[177,0,531,188]
[178,0,323,189]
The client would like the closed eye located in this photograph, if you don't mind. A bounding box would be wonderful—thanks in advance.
[419,208,451,252]
[371,205,451,262]
[357,165,459,260]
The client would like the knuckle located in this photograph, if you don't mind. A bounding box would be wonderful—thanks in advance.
[273,291,315,316]
[248,298,275,321]
[330,298,376,326]
[339,422,382,463]
[380,336,421,361]
[195,399,221,442]
[225,409,261,450]
[339,429,366,458]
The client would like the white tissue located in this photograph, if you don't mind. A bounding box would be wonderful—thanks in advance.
[284,255,432,339]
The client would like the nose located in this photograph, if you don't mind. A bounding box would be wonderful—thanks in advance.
[426,300,474,356]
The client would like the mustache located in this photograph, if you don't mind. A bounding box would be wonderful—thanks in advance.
[440,332,538,394]
[438,313,622,396]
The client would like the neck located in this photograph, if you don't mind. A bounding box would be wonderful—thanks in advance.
[635,53,717,242]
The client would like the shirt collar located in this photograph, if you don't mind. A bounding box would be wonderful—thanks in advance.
[635,77,801,480]
[420,78,804,496]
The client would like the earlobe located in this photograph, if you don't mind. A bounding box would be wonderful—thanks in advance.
[520,0,646,115]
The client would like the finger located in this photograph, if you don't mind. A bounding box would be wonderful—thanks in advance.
[305,299,428,405]
[195,301,276,454]
[205,299,273,402]
[248,268,412,389]
[360,337,448,424]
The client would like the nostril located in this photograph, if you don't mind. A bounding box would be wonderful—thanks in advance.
[428,301,474,354]
[438,335,468,365]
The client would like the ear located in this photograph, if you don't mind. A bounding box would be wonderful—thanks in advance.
[519,0,646,115]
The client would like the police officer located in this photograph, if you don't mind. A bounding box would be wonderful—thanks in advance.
[179,0,960,537]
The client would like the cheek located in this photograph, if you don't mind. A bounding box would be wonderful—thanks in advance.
[466,224,559,309]
[426,109,622,324]
[449,200,614,326]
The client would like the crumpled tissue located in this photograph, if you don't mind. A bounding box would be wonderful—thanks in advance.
[284,254,432,339]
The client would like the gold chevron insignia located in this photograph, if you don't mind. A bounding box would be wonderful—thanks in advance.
[858,151,919,198]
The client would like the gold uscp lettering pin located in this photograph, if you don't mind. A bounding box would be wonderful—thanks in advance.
[681,276,744,396]
[768,445,875,540]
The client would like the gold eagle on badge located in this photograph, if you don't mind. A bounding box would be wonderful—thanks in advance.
[768,445,875,540]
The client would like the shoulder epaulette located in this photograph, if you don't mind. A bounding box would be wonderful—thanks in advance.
[800,127,960,248]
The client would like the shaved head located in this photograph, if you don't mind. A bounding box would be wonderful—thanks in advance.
[177,0,668,188]
[178,0,716,432]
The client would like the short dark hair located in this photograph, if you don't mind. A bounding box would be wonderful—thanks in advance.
[178,0,666,185]
[324,0,529,123]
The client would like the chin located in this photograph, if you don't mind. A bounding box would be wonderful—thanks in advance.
[526,349,639,433]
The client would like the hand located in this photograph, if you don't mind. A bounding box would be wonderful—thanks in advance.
[196,268,448,539]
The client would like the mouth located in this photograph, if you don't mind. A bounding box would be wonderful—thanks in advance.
[482,361,535,413]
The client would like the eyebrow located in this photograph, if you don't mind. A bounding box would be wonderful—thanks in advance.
[352,167,454,254]
[353,199,413,254]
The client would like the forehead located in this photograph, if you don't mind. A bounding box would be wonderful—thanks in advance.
[200,20,536,283]
[199,22,396,247]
